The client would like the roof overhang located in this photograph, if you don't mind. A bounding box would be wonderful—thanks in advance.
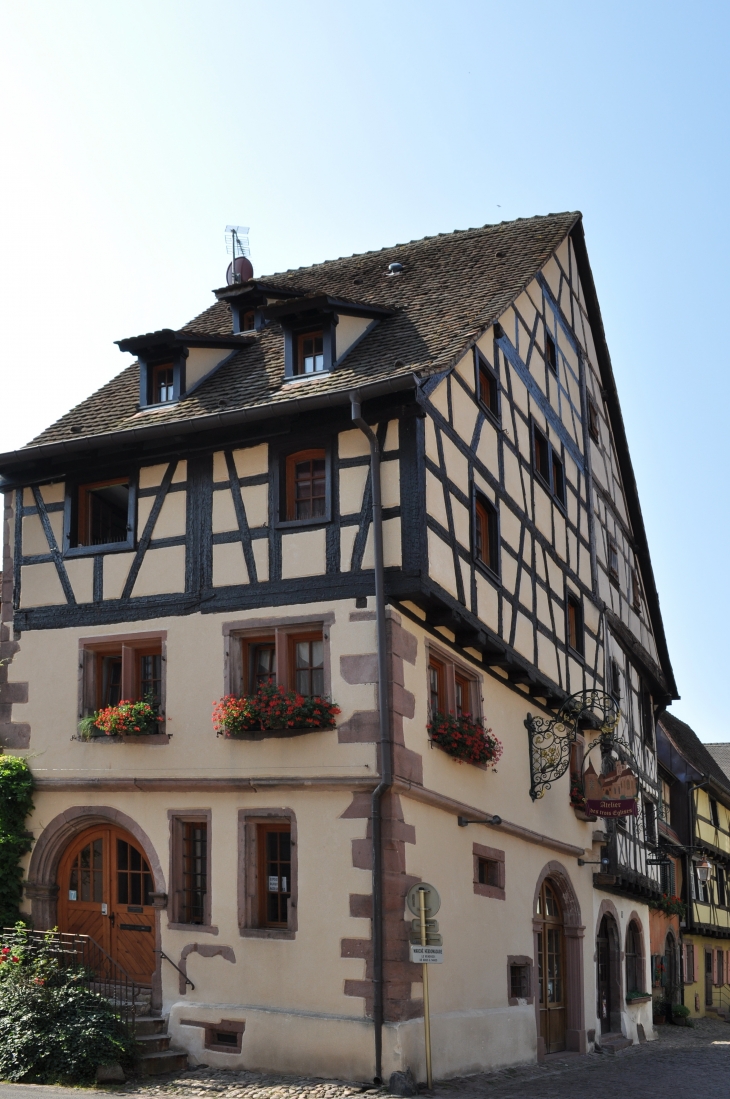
[262,294,396,324]
[0,373,418,483]
[115,329,255,356]
[213,280,307,303]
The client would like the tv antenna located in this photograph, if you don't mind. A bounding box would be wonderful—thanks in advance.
[225,225,251,284]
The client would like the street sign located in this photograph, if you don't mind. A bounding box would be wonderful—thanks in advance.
[410,944,444,964]
[406,882,441,918]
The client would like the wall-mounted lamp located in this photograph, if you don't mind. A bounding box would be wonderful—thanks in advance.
[696,858,712,884]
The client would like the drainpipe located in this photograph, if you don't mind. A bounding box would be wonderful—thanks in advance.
[350,391,392,1084]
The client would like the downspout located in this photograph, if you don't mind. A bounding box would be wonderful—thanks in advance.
[350,391,392,1084]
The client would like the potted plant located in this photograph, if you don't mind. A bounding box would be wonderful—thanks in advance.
[653,1002,666,1025]
[427,711,502,768]
[213,684,340,738]
[79,697,164,739]
[649,894,687,920]
[671,1003,691,1026]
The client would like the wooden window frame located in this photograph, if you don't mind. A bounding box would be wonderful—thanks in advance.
[427,642,481,721]
[256,822,292,928]
[66,475,136,555]
[283,320,336,380]
[473,842,505,900]
[566,591,584,658]
[223,614,333,700]
[238,808,298,939]
[472,490,500,578]
[545,331,558,375]
[278,445,331,527]
[551,449,566,508]
[607,534,620,581]
[151,362,175,405]
[710,797,721,828]
[587,397,600,442]
[474,349,500,422]
[241,310,256,332]
[139,352,185,407]
[531,421,566,507]
[625,920,645,995]
[507,955,533,1005]
[295,330,326,376]
[631,567,642,613]
[78,631,167,734]
[168,810,216,933]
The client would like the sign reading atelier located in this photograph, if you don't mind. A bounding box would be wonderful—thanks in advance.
[584,761,638,817]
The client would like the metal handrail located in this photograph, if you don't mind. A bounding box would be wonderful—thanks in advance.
[155,947,195,989]
[1,927,145,1028]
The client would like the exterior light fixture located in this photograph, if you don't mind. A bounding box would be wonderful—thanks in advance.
[696,858,712,884]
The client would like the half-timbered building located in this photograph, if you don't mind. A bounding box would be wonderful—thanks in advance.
[0,211,677,1077]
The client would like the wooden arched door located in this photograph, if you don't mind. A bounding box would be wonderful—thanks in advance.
[536,879,566,1053]
[57,825,156,985]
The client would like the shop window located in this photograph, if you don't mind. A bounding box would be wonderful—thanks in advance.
[79,632,166,721]
[625,921,645,994]
[238,809,298,939]
[169,813,212,930]
[284,449,327,522]
[71,478,132,550]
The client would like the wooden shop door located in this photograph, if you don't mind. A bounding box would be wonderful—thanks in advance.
[536,879,567,1053]
[57,825,156,986]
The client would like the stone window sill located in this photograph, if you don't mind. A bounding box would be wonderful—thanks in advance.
[81,733,170,745]
[239,928,296,940]
[220,726,335,741]
[167,923,219,935]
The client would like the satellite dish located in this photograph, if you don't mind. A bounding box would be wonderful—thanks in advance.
[225,225,253,284]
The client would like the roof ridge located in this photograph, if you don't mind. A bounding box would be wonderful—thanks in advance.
[261,211,581,281]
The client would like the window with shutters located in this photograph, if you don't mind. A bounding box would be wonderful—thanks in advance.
[427,645,481,721]
[78,632,166,734]
[224,617,332,701]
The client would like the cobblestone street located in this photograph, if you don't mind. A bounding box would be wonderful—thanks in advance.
[3,1017,729,1099]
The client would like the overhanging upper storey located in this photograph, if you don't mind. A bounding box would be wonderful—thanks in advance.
[115,328,255,410]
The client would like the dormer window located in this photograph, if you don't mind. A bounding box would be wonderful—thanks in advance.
[296,332,325,375]
[242,310,256,331]
[152,363,175,404]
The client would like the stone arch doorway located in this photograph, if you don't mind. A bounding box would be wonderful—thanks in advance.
[596,911,622,1034]
[533,862,586,1056]
[57,824,156,985]
[25,807,165,1002]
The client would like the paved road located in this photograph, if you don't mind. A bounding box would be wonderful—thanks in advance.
[1,1017,729,1099]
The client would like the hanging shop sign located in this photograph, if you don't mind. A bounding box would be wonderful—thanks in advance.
[584,761,638,817]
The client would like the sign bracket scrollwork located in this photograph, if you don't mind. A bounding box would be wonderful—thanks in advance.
[525,690,620,801]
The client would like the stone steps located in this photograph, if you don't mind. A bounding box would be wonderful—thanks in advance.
[598,1032,633,1054]
[134,1015,188,1076]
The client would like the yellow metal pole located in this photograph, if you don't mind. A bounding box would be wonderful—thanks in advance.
[419,887,433,1089]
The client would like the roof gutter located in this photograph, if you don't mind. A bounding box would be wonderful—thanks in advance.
[0,374,418,479]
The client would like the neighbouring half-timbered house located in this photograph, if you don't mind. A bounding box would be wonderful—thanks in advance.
[656,714,730,1020]
[0,212,677,1077]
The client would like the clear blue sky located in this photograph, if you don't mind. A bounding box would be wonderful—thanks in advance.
[1,1,728,738]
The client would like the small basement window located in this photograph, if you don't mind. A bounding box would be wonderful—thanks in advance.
[296,331,325,375]
[478,857,501,888]
[73,478,131,549]
[510,963,530,999]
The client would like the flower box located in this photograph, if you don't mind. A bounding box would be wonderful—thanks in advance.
[625,993,652,1005]
[213,685,340,739]
[79,699,165,740]
[427,712,502,769]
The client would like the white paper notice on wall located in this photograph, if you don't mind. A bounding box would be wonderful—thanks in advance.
[410,945,444,964]
[268,876,279,892]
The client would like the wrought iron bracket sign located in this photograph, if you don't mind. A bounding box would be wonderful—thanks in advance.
[525,690,620,801]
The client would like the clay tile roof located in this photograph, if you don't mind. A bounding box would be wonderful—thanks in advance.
[25,212,580,447]
[659,712,730,796]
